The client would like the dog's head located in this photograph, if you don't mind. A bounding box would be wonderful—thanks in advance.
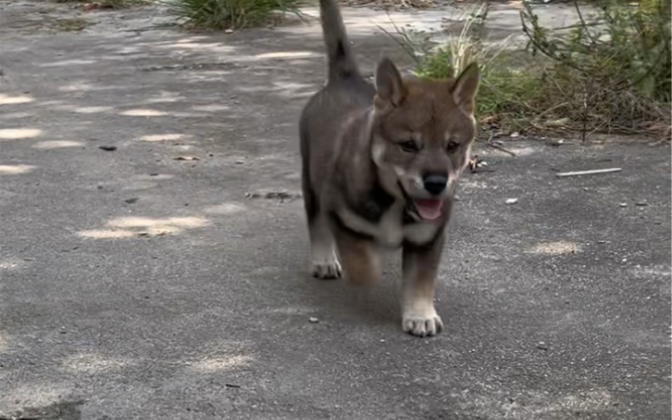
[369,58,480,222]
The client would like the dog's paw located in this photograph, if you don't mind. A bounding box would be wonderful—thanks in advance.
[402,312,444,337]
[312,260,342,280]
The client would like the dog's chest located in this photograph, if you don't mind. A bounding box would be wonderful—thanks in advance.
[338,200,438,247]
[376,201,406,246]
[379,203,438,246]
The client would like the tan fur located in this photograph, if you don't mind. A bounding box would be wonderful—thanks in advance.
[335,230,381,286]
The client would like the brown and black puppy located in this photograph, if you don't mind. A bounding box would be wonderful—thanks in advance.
[299,0,480,337]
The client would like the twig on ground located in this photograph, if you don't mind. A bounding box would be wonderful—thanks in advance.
[555,167,622,177]
[486,141,516,156]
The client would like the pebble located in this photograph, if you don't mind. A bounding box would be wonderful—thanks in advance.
[309,317,319,323]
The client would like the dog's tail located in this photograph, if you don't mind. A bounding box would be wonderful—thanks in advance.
[319,0,360,83]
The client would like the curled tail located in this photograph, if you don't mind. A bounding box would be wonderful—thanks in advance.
[319,0,360,83]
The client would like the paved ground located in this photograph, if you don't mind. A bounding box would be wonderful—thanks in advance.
[0,2,670,419]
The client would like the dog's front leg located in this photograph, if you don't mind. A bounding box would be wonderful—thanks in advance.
[401,233,445,337]
[309,212,342,279]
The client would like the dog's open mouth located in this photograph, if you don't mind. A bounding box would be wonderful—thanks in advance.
[398,182,444,221]
[412,199,444,221]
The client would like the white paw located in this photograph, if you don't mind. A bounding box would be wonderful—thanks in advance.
[402,312,444,337]
[311,259,342,279]
[311,244,341,280]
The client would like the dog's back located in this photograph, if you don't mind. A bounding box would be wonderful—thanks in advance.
[299,0,376,194]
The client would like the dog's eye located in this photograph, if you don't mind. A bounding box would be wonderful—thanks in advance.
[399,140,419,153]
[446,141,459,153]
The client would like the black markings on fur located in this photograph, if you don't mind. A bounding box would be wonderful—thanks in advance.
[353,185,395,223]
[334,41,354,78]
[396,180,419,225]
[336,41,346,59]
[402,210,416,225]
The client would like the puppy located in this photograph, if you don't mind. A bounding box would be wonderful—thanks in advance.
[298,0,479,337]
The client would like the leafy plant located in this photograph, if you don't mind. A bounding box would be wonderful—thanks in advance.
[166,0,304,30]
[520,0,670,136]
[388,4,539,132]
[393,0,670,139]
[521,0,670,102]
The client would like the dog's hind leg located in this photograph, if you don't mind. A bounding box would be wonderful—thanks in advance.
[334,229,380,286]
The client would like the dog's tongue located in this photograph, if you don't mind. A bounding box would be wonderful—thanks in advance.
[414,199,444,220]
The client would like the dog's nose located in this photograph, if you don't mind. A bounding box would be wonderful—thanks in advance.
[423,174,448,195]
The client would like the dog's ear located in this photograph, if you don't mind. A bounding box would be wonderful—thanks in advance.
[451,62,480,114]
[374,57,406,107]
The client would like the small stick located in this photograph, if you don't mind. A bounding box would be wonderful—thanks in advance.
[486,142,516,157]
[556,168,622,178]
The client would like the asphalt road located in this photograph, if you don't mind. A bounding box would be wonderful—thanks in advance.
[0,2,670,419]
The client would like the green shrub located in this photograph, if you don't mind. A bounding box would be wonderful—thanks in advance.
[396,0,671,139]
[413,49,544,126]
[399,5,548,133]
[520,0,671,135]
[167,0,303,30]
